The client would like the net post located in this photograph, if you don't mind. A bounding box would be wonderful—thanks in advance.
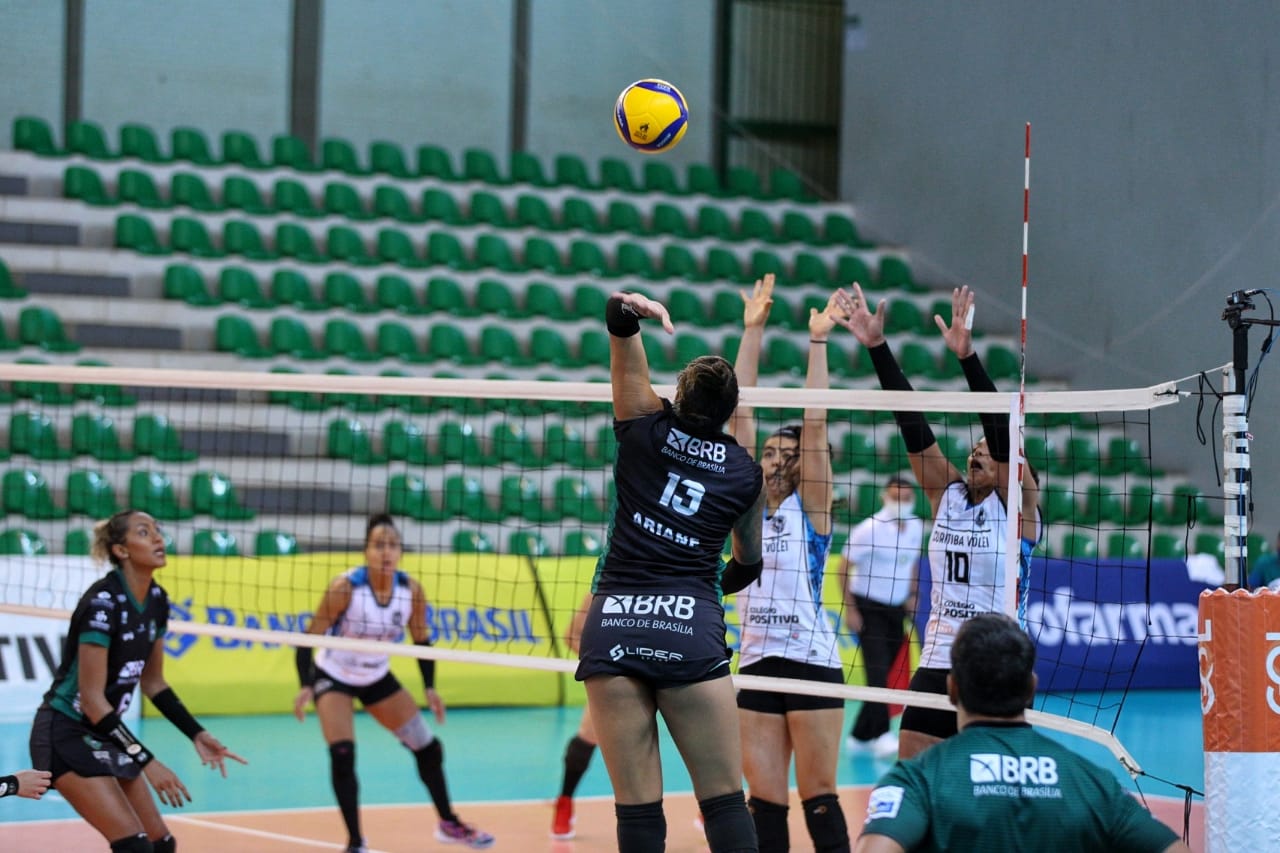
[1221,366,1248,589]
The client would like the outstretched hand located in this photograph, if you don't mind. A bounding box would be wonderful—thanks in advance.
[611,291,674,335]
[934,285,976,358]
[194,731,248,778]
[810,288,850,341]
[831,282,886,347]
[740,274,775,329]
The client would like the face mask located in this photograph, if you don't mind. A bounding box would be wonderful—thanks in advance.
[882,498,913,520]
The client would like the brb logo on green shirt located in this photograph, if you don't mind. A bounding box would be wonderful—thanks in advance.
[970,753,1062,798]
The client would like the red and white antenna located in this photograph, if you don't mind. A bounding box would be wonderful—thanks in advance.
[1007,123,1031,623]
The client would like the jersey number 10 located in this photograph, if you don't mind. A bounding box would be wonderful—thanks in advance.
[945,550,971,584]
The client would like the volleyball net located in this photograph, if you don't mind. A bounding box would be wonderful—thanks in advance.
[0,361,1214,776]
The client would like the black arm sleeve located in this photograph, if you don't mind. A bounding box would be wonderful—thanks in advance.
[151,687,204,739]
[295,645,315,687]
[959,352,1010,463]
[605,295,641,337]
[867,342,937,454]
[0,776,18,798]
[415,639,436,690]
[720,557,764,595]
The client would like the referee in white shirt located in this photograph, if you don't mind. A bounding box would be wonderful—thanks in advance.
[839,474,924,758]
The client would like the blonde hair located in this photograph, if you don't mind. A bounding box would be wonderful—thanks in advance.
[91,510,141,566]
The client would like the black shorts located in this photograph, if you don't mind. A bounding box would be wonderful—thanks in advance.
[736,658,845,713]
[313,667,403,707]
[29,704,143,784]
[575,591,732,689]
[899,667,958,739]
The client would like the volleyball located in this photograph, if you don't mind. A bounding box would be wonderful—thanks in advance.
[613,78,689,153]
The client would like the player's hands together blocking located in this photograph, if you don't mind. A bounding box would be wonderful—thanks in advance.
[811,288,850,342]
[610,291,674,334]
[194,730,248,778]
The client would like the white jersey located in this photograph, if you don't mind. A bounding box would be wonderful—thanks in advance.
[737,492,840,669]
[315,566,413,686]
[921,482,1037,669]
[843,507,924,606]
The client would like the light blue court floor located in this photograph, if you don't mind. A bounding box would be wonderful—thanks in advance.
[0,690,1204,834]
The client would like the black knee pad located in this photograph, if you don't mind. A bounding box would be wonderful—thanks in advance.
[329,739,356,777]
[803,793,850,853]
[747,795,789,853]
[615,800,665,853]
[110,834,153,853]
[700,791,758,853]
[151,835,176,853]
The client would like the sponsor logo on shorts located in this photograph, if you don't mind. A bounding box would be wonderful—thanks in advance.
[313,678,333,693]
[609,644,684,662]
[865,786,904,821]
[92,749,111,765]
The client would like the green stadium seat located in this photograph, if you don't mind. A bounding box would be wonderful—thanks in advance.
[499,475,545,521]
[169,216,224,258]
[9,410,71,460]
[469,191,511,228]
[659,244,704,281]
[117,168,168,209]
[273,178,321,217]
[726,166,763,199]
[834,254,873,287]
[1107,533,1145,560]
[271,223,324,264]
[374,275,426,316]
[769,167,814,202]
[0,528,48,556]
[3,468,64,518]
[650,203,692,238]
[256,529,300,556]
[322,272,372,313]
[170,172,220,212]
[749,249,786,281]
[271,133,317,171]
[834,431,877,473]
[508,530,550,557]
[424,276,475,316]
[13,116,60,156]
[554,475,607,523]
[561,197,601,233]
[217,267,273,309]
[65,529,91,556]
[321,137,366,175]
[1102,436,1151,475]
[1163,483,1223,526]
[372,227,423,268]
[763,337,807,377]
[737,209,777,242]
[463,147,505,184]
[615,241,657,278]
[221,220,277,261]
[1022,435,1056,475]
[780,211,821,245]
[370,140,413,178]
[133,413,196,462]
[821,212,871,248]
[443,475,502,523]
[382,419,429,464]
[791,252,830,286]
[477,325,528,366]
[1152,533,1187,560]
[265,366,324,412]
[606,199,646,234]
[475,279,519,318]
[1080,483,1125,526]
[221,130,267,169]
[1124,484,1155,526]
[388,473,443,521]
[324,319,378,362]
[171,127,216,165]
[452,529,496,554]
[577,329,612,368]
[0,258,27,299]
[323,182,369,220]
[1057,436,1102,475]
[193,529,240,557]
[528,327,576,368]
[327,226,375,266]
[67,120,114,159]
[695,205,735,241]
[71,412,135,461]
[562,529,604,557]
[128,470,192,520]
[642,160,681,194]
[488,421,539,466]
[1193,532,1226,564]
[190,471,255,521]
[372,185,420,223]
[8,357,72,404]
[375,320,430,363]
[1037,483,1075,524]
[323,367,381,412]
[474,234,520,272]
[544,423,591,467]
[63,165,112,205]
[522,238,567,275]
[426,232,473,270]
[686,163,722,196]
[269,270,324,311]
[879,256,922,292]
[214,314,270,358]
[510,150,550,187]
[600,158,639,193]
[666,288,706,327]
[567,239,610,276]
[421,188,465,225]
[705,247,745,282]
[115,213,169,255]
[514,194,557,230]
[1060,532,1099,560]
[19,306,79,352]
[898,341,938,381]
[222,176,272,215]
[590,423,618,468]
[984,344,1022,382]
[884,299,924,335]
[327,417,385,464]
[438,420,485,465]
[270,316,325,359]
[554,154,594,189]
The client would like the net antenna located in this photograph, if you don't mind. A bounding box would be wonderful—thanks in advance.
[1003,122,1032,623]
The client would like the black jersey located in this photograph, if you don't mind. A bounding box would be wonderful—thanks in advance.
[595,400,762,594]
[44,569,169,722]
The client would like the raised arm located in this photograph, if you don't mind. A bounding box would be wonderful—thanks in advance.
[727,274,775,453]
[835,283,959,514]
[939,286,1041,540]
[799,290,843,535]
[607,291,673,421]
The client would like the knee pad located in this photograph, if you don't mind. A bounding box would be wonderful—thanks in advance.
[329,740,355,777]
[151,835,176,853]
[747,795,790,853]
[615,800,665,853]
[700,791,758,853]
[802,793,850,853]
[109,834,153,853]
[394,714,433,752]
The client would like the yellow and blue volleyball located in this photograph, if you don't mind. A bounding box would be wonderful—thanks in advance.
[613,79,689,154]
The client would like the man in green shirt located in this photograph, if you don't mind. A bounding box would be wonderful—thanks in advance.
[855,613,1189,853]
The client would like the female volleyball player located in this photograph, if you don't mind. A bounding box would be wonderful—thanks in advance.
[576,291,766,852]
[551,592,598,840]
[28,510,246,853]
[728,277,851,853]
[293,513,493,851]
[836,283,1042,760]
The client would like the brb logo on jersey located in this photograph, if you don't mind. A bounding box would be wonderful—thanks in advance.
[970,753,1059,785]
[665,428,727,463]
[602,594,695,620]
